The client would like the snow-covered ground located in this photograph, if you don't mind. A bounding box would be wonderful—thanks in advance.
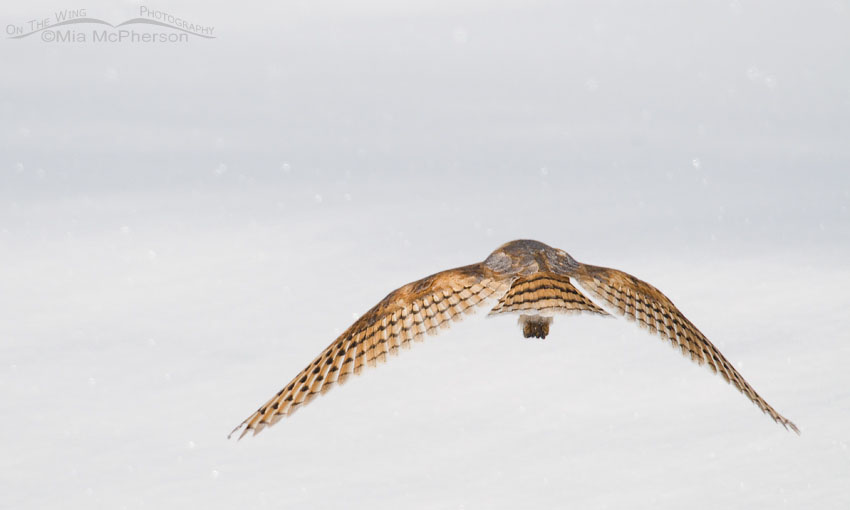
[2,1,848,508]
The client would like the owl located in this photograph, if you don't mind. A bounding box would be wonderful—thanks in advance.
[230,239,797,439]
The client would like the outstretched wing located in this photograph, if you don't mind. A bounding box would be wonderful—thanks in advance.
[229,263,514,439]
[489,272,609,317]
[569,263,798,433]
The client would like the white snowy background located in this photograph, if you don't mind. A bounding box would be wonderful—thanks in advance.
[2,1,849,508]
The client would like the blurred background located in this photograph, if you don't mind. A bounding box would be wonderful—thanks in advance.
[1,1,848,508]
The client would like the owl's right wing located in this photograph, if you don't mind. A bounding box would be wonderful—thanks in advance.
[568,262,799,433]
[229,263,514,439]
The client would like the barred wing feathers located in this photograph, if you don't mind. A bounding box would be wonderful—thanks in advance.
[570,263,799,433]
[229,263,513,439]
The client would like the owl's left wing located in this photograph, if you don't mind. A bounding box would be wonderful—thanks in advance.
[229,263,514,439]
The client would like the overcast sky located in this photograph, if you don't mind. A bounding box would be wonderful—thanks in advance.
[2,1,849,509]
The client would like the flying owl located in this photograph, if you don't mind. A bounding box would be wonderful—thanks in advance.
[230,239,798,439]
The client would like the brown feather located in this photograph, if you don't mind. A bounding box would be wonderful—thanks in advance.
[230,239,798,439]
[489,272,609,317]
[229,263,513,439]
[570,263,799,434]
